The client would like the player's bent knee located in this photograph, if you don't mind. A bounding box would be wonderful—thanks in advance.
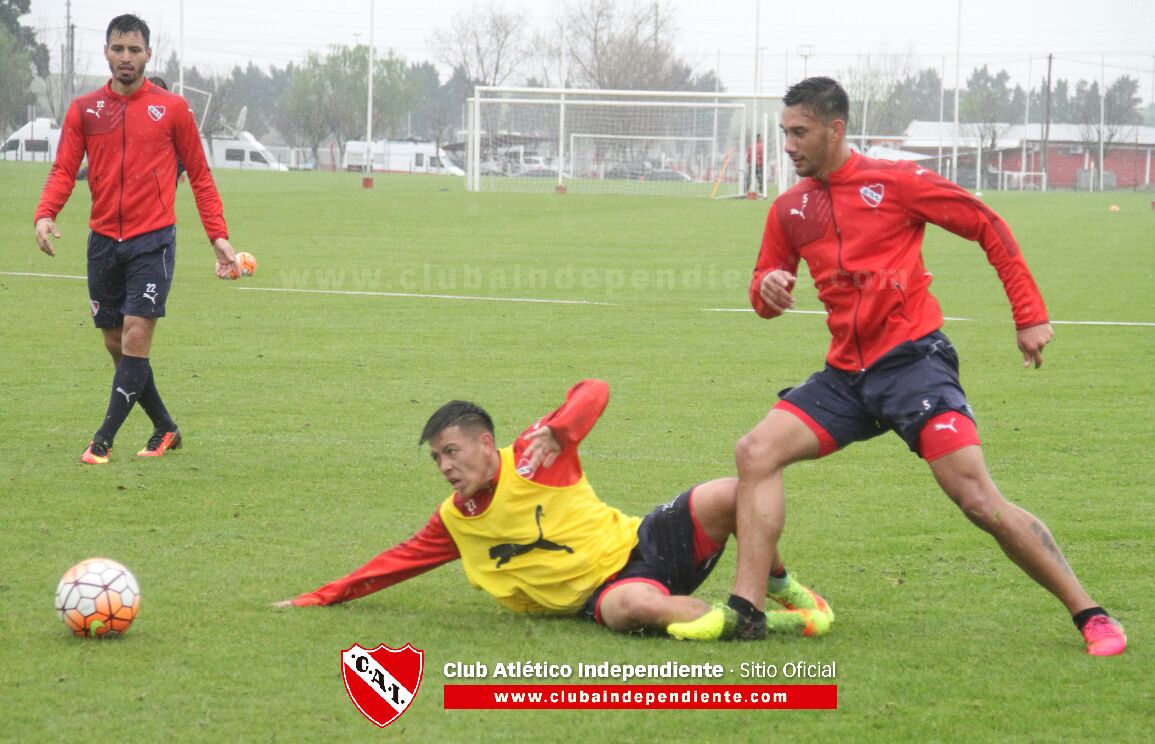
[602,599,651,633]
[735,431,787,476]
[948,481,1009,530]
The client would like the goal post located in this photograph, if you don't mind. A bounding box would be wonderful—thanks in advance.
[466,87,783,198]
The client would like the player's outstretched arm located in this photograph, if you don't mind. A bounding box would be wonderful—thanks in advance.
[1017,322,1053,369]
[35,218,61,257]
[212,237,241,279]
[271,510,460,609]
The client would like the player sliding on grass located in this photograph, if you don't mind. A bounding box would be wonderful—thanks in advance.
[675,77,1126,655]
[33,14,242,465]
[274,379,833,639]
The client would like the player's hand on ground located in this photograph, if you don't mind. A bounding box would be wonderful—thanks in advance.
[35,218,61,257]
[522,425,561,473]
[758,270,796,314]
[212,237,241,279]
[271,599,295,609]
[1017,322,1053,368]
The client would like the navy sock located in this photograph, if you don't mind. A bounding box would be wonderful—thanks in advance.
[727,594,766,621]
[95,355,151,443]
[1072,606,1108,631]
[137,369,176,431]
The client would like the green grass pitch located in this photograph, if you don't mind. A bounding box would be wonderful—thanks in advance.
[1,162,1151,741]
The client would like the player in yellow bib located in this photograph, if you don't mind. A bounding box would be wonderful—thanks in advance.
[275,380,832,638]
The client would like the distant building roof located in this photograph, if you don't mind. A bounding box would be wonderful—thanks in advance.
[901,120,1155,149]
[865,144,934,161]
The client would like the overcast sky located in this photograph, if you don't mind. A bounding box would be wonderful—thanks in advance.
[24,0,1155,105]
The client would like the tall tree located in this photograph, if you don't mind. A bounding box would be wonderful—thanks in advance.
[1072,75,1143,177]
[405,61,460,143]
[561,0,693,90]
[372,50,415,139]
[0,24,34,132]
[838,46,916,137]
[429,2,531,87]
[0,0,48,76]
[879,67,943,134]
[276,54,338,159]
[157,53,218,131]
[961,65,1016,179]
[214,62,290,139]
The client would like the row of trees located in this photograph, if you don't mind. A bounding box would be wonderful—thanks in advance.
[0,0,47,133]
[3,0,1149,165]
[840,49,1146,177]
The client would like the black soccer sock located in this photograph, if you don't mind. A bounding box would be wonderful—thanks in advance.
[1072,606,1109,631]
[136,368,177,431]
[727,594,766,622]
[94,355,151,443]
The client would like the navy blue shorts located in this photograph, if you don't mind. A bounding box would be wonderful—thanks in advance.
[87,226,176,328]
[580,488,724,623]
[777,331,975,457]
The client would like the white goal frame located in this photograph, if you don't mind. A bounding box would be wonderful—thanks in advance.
[466,86,783,198]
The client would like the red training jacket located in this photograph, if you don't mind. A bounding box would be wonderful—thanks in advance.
[34,79,228,244]
[291,379,611,606]
[751,151,1048,371]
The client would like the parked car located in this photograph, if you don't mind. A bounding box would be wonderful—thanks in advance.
[519,168,562,178]
[646,169,692,182]
[604,160,652,180]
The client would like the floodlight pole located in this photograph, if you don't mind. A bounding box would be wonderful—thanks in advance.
[798,45,813,80]
[1021,55,1031,189]
[363,0,375,188]
[951,0,961,185]
[1098,54,1105,192]
[178,0,185,95]
[753,0,760,93]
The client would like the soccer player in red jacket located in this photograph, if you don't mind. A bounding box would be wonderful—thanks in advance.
[681,77,1125,655]
[275,379,834,639]
[33,14,242,464]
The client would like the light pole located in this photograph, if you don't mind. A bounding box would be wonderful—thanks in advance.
[798,45,814,79]
[362,2,375,189]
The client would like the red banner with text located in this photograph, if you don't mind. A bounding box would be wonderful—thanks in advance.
[444,684,837,710]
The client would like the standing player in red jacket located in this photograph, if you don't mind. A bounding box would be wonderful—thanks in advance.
[33,14,241,464]
[680,78,1125,655]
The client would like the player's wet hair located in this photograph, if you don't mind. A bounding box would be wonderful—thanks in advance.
[106,14,151,46]
[783,76,849,125]
[420,401,495,445]
[149,76,169,90]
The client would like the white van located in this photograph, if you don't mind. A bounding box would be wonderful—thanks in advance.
[343,139,465,175]
[203,131,288,171]
[1,118,61,162]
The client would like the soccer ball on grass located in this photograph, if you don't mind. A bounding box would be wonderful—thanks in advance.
[55,557,140,638]
[228,251,258,278]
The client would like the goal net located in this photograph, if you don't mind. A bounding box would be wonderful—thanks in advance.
[998,171,1047,191]
[465,87,784,198]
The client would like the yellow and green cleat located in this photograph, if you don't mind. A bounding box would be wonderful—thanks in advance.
[765,607,832,637]
[768,575,835,625]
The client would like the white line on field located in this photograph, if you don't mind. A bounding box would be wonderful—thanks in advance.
[235,286,619,306]
[0,271,86,280]
[706,308,973,321]
[705,308,1155,327]
[1051,320,1155,327]
[4,272,1151,325]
